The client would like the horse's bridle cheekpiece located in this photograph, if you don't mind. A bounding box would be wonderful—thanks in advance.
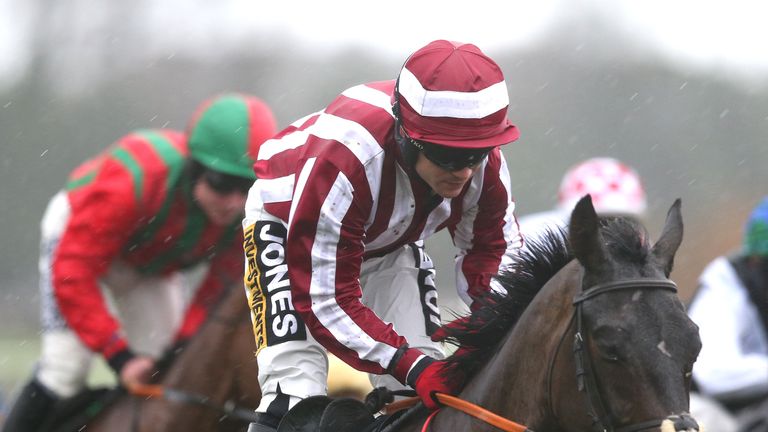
[571,279,679,432]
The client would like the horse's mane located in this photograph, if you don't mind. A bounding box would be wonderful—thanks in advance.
[439,217,650,380]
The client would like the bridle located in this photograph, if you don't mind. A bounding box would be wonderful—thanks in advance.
[548,278,679,432]
[379,277,687,432]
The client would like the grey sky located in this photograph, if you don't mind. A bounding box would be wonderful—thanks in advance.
[2,0,768,91]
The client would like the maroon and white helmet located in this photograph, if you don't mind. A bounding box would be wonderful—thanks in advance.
[557,157,647,217]
[394,39,519,149]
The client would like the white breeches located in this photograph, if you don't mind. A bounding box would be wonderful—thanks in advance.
[244,215,444,415]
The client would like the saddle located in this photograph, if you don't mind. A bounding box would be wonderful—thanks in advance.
[276,396,374,432]
[276,389,412,432]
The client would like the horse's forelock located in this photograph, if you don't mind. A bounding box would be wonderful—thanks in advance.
[600,217,652,264]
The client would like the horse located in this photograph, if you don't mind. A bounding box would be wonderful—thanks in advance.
[45,282,261,432]
[394,195,702,432]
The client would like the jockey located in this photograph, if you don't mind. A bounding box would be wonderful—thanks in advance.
[687,197,768,429]
[1,94,277,432]
[243,39,523,432]
[517,157,647,237]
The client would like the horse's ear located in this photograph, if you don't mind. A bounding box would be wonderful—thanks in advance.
[569,195,606,271]
[651,199,683,276]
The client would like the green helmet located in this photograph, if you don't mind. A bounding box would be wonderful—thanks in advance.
[187,94,277,179]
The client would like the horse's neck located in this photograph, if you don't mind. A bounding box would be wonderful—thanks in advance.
[163,286,251,388]
[113,288,254,431]
[212,285,251,323]
[446,261,582,430]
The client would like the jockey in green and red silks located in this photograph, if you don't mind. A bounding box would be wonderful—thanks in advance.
[1,94,277,432]
[56,129,241,359]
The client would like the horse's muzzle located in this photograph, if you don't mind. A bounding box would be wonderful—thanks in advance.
[660,413,699,432]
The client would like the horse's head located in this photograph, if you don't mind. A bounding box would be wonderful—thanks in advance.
[429,195,702,432]
[567,195,702,432]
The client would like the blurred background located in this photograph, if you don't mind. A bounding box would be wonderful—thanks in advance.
[1,0,767,398]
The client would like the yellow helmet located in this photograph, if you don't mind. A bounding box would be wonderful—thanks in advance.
[327,354,373,400]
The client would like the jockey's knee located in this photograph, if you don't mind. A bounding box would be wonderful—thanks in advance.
[38,329,93,398]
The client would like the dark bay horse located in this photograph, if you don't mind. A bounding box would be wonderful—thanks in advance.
[56,283,260,432]
[405,196,702,432]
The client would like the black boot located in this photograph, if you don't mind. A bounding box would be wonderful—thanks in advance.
[1,379,57,432]
[246,413,280,432]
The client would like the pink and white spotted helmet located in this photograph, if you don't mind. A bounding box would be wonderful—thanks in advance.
[557,157,647,217]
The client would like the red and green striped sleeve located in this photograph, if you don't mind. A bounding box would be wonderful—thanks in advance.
[53,130,186,365]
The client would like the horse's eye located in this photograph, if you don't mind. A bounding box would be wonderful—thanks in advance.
[599,347,621,362]
[592,326,627,362]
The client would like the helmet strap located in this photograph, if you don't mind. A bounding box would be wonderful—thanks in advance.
[186,159,205,183]
[393,76,420,167]
[394,118,420,167]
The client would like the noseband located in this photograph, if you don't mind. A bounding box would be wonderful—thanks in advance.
[553,279,679,432]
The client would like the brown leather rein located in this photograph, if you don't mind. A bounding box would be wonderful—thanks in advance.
[126,382,260,423]
[383,393,531,432]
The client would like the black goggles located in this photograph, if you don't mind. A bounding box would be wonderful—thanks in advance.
[202,170,252,195]
[400,126,492,171]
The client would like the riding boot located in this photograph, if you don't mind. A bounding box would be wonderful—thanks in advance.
[1,378,58,432]
[246,413,281,432]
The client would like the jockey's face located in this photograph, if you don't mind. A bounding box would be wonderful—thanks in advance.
[414,152,481,198]
[193,174,250,226]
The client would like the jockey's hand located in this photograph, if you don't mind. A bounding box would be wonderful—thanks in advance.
[410,359,462,410]
[120,355,156,388]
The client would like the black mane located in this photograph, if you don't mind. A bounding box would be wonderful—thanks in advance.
[439,217,651,380]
